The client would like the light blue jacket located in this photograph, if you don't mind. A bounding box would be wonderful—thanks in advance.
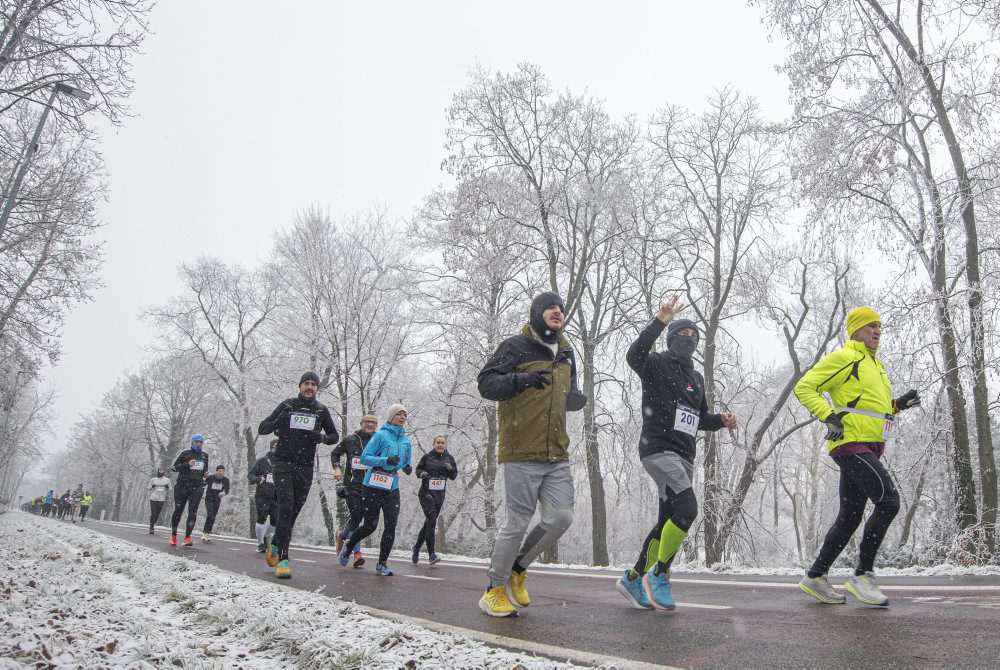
[360,423,412,491]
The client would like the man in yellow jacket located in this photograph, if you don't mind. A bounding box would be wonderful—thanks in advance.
[793,307,920,607]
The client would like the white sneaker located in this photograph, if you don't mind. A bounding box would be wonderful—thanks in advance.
[799,575,846,604]
[844,572,889,607]
[201,532,211,542]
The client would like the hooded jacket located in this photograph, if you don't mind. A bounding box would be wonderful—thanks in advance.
[360,423,412,492]
[331,429,375,490]
[258,394,339,465]
[478,324,587,464]
[171,447,210,484]
[627,318,725,463]
[414,450,458,495]
[794,339,894,453]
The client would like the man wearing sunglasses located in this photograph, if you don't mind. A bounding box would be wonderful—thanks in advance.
[331,413,378,568]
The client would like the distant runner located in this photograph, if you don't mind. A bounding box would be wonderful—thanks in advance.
[248,439,278,553]
[169,434,210,547]
[201,465,230,542]
[411,435,458,565]
[148,467,171,534]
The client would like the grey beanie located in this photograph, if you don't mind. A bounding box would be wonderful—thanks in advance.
[385,403,407,422]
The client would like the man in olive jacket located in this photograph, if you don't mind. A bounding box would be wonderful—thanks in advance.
[476,292,587,617]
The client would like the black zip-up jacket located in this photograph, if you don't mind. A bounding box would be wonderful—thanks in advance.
[248,454,275,499]
[331,430,374,490]
[414,450,458,495]
[204,474,230,498]
[258,394,339,465]
[627,319,724,463]
[171,448,211,484]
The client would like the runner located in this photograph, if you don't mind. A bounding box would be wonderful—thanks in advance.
[201,465,230,542]
[248,439,278,553]
[43,490,53,517]
[794,306,919,607]
[57,490,71,520]
[148,467,171,534]
[337,405,412,576]
[169,434,210,547]
[411,435,458,565]
[617,296,736,611]
[70,484,84,523]
[476,292,588,617]
[78,492,92,522]
[331,414,378,568]
[258,371,340,579]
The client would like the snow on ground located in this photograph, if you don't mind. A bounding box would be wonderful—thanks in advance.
[0,513,583,669]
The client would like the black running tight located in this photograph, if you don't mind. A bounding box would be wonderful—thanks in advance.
[348,487,400,564]
[808,453,900,577]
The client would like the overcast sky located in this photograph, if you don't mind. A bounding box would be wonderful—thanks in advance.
[42,1,790,459]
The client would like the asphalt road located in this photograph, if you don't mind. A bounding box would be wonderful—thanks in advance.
[82,519,1000,669]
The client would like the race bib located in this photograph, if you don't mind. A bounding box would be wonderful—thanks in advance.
[351,456,368,471]
[674,404,699,437]
[154,485,165,492]
[289,413,316,431]
[211,483,223,491]
[191,461,205,471]
[882,414,895,440]
[428,478,446,491]
[368,471,393,490]
[265,473,273,484]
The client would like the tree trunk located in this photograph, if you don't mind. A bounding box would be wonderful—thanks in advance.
[484,405,498,533]
[581,339,609,565]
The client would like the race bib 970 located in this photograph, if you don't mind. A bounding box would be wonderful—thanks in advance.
[290,413,316,431]
[673,404,699,437]
[369,471,393,490]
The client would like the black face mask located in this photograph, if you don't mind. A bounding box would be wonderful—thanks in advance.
[157,471,165,478]
[668,335,698,359]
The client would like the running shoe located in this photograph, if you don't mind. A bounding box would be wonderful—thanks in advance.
[352,552,365,568]
[148,527,154,535]
[429,553,441,565]
[202,532,211,543]
[507,570,530,608]
[375,563,393,576]
[275,559,291,579]
[338,542,352,567]
[265,536,280,568]
[799,575,847,604]
[616,569,653,610]
[336,530,344,554]
[844,572,889,607]
[479,586,518,618]
[412,544,420,564]
[169,534,177,547]
[642,567,675,611]
[256,543,266,553]
[182,536,193,548]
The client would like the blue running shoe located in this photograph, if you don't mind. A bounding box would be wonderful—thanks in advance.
[375,562,393,576]
[643,567,675,611]
[616,569,653,610]
[428,553,441,565]
[338,542,353,567]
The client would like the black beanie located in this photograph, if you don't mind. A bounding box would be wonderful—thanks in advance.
[299,371,320,386]
[666,318,699,344]
[529,292,565,344]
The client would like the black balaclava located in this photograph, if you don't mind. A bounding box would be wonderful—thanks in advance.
[529,292,565,344]
[667,318,699,359]
[157,469,166,478]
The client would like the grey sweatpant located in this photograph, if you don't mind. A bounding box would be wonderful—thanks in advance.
[487,460,575,588]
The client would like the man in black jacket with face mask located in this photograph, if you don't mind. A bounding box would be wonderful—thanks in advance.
[258,371,339,579]
[617,296,736,612]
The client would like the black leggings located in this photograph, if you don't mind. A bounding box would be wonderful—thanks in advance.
[343,488,365,535]
[273,462,313,560]
[149,500,164,528]
[414,491,445,555]
[255,495,276,526]
[79,505,89,521]
[632,487,697,574]
[809,453,900,577]
[171,481,205,537]
[203,495,222,533]
[348,487,400,564]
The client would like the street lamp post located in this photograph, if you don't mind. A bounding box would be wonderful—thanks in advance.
[0,82,92,239]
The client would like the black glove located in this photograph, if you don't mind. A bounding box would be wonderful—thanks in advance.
[515,370,552,390]
[894,389,921,412]
[336,487,347,499]
[419,471,430,480]
[308,432,324,445]
[402,465,412,476]
[824,413,845,441]
[385,455,400,466]
[566,388,587,412]
[443,462,454,472]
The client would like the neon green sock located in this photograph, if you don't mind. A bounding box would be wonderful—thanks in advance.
[656,521,688,566]
[643,538,660,573]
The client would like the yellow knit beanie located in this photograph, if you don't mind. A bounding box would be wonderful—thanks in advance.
[846,306,881,336]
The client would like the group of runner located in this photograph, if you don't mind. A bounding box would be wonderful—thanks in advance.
[23,485,92,522]
[140,292,917,618]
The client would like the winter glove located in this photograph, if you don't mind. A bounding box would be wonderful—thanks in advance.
[515,370,552,391]
[308,432,324,445]
[336,487,347,499]
[443,462,454,473]
[402,465,413,476]
[419,471,430,480]
[824,412,845,441]
[566,388,587,412]
[385,455,400,467]
[893,389,921,413]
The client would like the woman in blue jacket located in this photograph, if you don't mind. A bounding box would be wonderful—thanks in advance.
[338,404,412,576]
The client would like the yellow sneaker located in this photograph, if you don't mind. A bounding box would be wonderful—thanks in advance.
[479,585,518,618]
[506,570,530,608]
[265,535,279,568]
[275,559,291,579]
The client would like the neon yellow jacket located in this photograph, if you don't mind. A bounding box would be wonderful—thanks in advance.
[794,339,893,452]
[81,495,93,506]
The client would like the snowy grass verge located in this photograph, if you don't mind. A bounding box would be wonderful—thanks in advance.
[0,513,584,669]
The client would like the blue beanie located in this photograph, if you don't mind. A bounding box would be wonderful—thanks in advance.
[191,434,204,446]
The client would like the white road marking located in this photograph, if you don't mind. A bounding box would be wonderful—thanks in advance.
[403,574,443,581]
[230,548,241,551]
[298,559,316,563]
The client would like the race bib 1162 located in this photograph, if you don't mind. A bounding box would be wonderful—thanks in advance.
[368,471,393,490]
